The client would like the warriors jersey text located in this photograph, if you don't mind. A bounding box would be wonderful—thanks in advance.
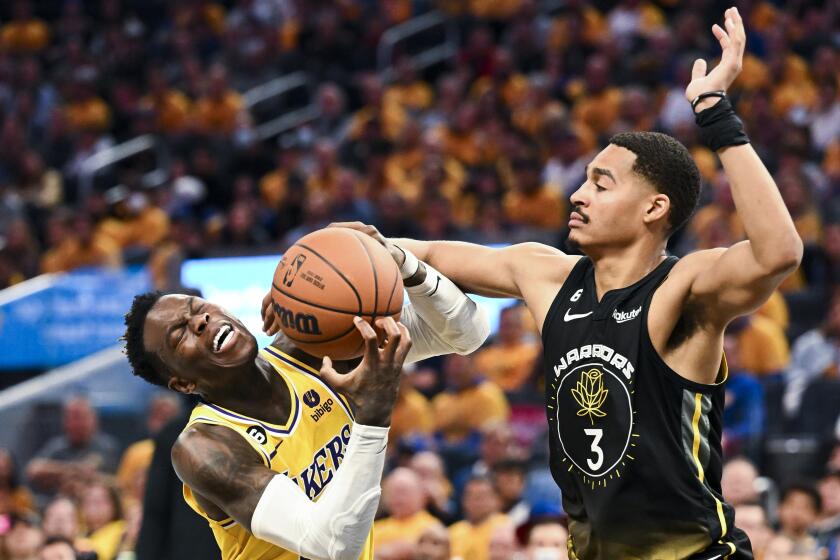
[542,257,752,560]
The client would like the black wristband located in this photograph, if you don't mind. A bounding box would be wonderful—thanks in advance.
[694,94,750,152]
[691,90,726,111]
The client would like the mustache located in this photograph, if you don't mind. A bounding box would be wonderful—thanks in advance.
[571,205,590,223]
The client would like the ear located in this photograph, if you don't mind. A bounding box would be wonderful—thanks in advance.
[643,193,670,226]
[168,376,197,395]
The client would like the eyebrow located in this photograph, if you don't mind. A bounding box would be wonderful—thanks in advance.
[166,296,195,345]
[586,165,617,184]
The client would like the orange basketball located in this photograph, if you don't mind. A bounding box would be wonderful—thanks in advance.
[271,227,404,360]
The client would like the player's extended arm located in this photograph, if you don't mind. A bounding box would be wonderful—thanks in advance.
[324,224,490,360]
[329,223,565,298]
[172,421,387,560]
[685,8,803,324]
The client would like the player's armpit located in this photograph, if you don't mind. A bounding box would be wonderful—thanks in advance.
[394,239,574,299]
[685,242,797,326]
[171,423,274,532]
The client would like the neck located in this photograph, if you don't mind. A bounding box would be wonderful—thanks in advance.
[271,333,356,374]
[203,357,292,425]
[588,238,667,300]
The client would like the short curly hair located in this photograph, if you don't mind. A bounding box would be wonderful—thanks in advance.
[123,291,170,387]
[609,131,701,235]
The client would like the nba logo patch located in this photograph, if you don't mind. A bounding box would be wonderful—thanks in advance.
[302,389,321,408]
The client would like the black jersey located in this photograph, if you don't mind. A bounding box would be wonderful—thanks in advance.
[542,257,752,560]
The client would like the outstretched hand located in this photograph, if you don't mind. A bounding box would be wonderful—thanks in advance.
[319,316,412,427]
[685,7,746,111]
[329,222,407,268]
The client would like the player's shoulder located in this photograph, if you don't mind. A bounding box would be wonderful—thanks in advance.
[505,242,581,281]
[666,248,727,284]
[174,422,256,467]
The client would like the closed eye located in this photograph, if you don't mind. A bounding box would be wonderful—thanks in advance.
[595,183,606,192]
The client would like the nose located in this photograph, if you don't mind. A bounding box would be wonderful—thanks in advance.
[189,313,210,335]
[570,184,588,208]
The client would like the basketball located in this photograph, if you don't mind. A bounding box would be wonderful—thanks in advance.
[271,227,404,360]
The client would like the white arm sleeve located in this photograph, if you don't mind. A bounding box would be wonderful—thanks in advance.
[399,259,491,364]
[250,423,388,560]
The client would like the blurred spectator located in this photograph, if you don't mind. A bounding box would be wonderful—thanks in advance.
[0,449,34,517]
[77,479,124,560]
[384,58,433,114]
[38,536,76,560]
[784,290,840,417]
[41,498,80,543]
[0,1,50,54]
[40,212,122,273]
[773,483,823,558]
[374,468,439,557]
[491,459,530,526]
[503,155,565,231]
[722,335,765,461]
[449,476,511,560]
[193,64,244,136]
[96,189,170,254]
[0,217,40,288]
[27,397,120,496]
[520,506,569,560]
[115,393,182,505]
[140,68,192,135]
[734,504,774,560]
[816,470,840,556]
[488,523,521,560]
[414,523,450,560]
[390,376,434,448]
[432,354,510,445]
[2,514,43,560]
[409,451,455,525]
[721,457,760,507]
[474,305,540,394]
[63,70,111,135]
[727,314,790,377]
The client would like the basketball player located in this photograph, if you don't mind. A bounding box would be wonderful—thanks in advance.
[335,9,800,559]
[122,249,489,560]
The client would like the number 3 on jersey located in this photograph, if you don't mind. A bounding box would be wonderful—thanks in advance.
[584,428,604,471]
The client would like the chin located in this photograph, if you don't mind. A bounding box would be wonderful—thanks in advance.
[566,231,589,252]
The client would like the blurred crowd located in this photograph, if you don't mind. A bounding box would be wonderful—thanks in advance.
[0,0,838,559]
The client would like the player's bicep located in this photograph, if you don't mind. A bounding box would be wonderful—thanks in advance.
[688,243,786,324]
[423,241,567,298]
[171,425,274,531]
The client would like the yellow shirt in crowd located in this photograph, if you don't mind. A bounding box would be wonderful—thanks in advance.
[449,513,511,560]
[432,382,509,443]
[374,510,440,548]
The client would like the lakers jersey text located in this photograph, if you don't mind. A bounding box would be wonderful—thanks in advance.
[181,347,374,560]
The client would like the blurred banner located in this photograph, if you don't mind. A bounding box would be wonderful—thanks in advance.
[181,253,516,350]
[0,267,150,369]
[0,251,516,370]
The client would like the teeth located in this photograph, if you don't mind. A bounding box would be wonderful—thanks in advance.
[214,325,231,352]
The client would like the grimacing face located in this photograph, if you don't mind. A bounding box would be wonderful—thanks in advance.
[568,144,670,250]
[143,295,257,392]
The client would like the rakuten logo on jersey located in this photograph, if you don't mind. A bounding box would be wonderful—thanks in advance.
[612,306,641,323]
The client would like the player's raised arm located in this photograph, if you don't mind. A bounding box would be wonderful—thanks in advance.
[172,317,411,560]
[683,8,803,324]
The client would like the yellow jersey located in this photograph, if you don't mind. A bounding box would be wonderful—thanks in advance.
[182,347,374,560]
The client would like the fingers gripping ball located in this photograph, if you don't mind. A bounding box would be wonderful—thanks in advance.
[272,227,404,359]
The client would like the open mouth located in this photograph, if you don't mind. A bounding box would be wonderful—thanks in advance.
[213,324,235,353]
